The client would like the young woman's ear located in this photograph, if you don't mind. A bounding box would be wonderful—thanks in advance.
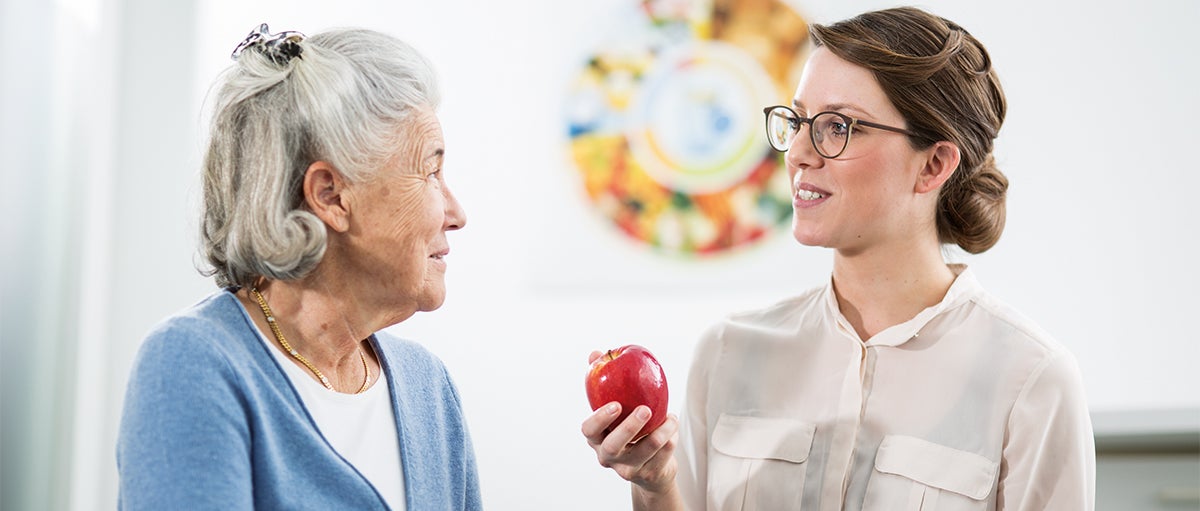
[303,161,352,233]
[915,141,961,194]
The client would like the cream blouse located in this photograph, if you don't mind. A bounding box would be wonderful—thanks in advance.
[675,266,1095,511]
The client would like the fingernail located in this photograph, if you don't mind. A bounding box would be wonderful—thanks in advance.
[636,407,651,420]
[606,403,619,414]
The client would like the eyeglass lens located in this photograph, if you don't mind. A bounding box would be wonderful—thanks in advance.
[764,107,851,158]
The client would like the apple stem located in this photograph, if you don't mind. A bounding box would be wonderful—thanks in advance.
[605,350,615,362]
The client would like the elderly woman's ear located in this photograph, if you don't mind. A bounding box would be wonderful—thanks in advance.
[303,161,352,233]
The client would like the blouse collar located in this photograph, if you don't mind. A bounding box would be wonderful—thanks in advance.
[822,264,982,347]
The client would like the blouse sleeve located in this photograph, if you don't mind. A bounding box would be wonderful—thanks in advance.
[674,322,725,511]
[117,325,254,510]
[997,351,1096,510]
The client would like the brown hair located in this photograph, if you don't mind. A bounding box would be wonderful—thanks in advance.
[811,7,1008,253]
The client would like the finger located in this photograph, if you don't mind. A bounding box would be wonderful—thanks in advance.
[596,406,654,472]
[581,402,621,444]
[587,350,603,364]
[613,414,678,488]
[631,430,678,490]
[599,405,651,454]
[628,412,676,458]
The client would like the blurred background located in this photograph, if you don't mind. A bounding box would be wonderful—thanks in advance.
[2,0,1197,509]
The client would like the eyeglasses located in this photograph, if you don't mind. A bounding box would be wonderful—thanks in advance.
[762,105,923,159]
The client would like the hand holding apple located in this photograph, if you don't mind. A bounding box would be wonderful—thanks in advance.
[585,344,669,441]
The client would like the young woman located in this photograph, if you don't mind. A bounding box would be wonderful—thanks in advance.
[582,7,1094,510]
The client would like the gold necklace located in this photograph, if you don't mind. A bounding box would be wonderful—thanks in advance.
[251,288,371,394]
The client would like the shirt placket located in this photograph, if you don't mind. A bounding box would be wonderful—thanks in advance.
[820,317,869,511]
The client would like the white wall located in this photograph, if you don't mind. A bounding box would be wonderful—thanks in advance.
[2,0,1197,509]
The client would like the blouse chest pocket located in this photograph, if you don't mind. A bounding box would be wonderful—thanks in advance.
[707,414,816,511]
[863,435,998,511]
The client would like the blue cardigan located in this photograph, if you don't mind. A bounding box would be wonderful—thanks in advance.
[117,290,482,510]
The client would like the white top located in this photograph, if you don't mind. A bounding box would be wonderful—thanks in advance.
[675,265,1095,510]
[257,332,407,511]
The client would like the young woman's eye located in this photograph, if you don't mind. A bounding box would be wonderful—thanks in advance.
[829,121,849,136]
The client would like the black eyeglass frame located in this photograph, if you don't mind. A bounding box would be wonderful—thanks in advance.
[762,105,925,158]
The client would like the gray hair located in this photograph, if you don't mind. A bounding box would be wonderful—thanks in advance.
[200,27,440,288]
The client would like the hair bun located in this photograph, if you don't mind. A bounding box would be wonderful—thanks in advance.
[230,23,306,64]
[939,154,1008,253]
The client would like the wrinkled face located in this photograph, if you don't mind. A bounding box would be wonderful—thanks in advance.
[788,47,930,255]
[347,107,466,315]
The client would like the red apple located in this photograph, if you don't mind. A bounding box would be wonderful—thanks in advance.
[585,344,669,441]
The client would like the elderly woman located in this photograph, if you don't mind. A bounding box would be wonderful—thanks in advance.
[117,25,479,510]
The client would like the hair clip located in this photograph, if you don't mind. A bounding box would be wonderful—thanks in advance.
[230,23,306,64]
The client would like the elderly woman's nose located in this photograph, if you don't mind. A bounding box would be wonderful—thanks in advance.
[445,189,466,231]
